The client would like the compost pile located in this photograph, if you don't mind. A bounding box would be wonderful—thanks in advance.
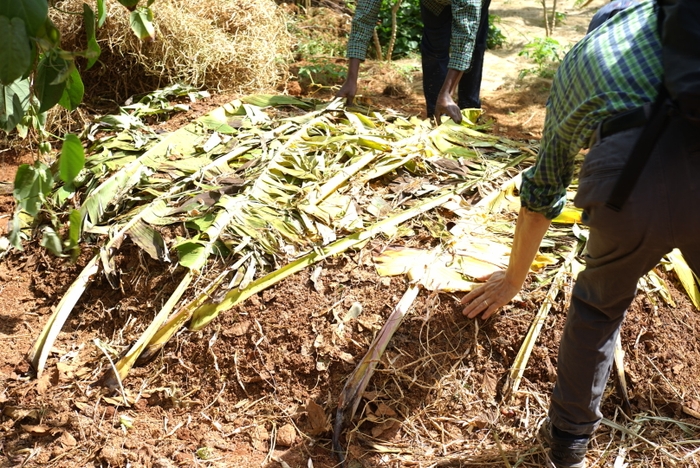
[1,92,699,468]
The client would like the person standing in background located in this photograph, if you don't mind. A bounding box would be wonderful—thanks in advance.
[336,0,491,124]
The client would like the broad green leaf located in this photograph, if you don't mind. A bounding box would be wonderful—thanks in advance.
[36,53,71,113]
[185,213,215,231]
[13,162,52,217]
[0,0,48,37]
[83,3,100,69]
[0,78,30,132]
[176,240,207,270]
[54,182,74,206]
[59,134,85,184]
[58,67,84,110]
[129,7,155,41]
[0,16,32,85]
[7,213,24,249]
[118,0,140,10]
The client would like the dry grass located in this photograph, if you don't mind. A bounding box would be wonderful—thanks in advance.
[53,0,291,106]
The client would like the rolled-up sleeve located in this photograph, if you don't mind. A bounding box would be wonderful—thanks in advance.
[347,0,383,60]
[520,97,595,220]
[448,0,482,71]
[519,141,574,220]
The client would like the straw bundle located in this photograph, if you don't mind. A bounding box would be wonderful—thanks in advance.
[53,0,291,104]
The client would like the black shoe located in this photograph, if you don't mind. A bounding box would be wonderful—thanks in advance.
[538,419,589,468]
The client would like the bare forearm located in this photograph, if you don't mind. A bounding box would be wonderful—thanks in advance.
[461,206,551,319]
[506,207,552,289]
[439,68,464,99]
[434,68,465,123]
[346,58,361,81]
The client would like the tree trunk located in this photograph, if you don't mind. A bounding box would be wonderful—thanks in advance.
[550,0,558,32]
[386,0,402,61]
[373,29,383,61]
[541,0,551,36]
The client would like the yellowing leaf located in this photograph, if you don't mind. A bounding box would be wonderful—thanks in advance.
[552,207,583,224]
[454,255,505,279]
[531,252,559,271]
[667,249,700,309]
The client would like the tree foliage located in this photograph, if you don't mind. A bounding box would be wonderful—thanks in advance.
[376,0,422,59]
[0,0,155,135]
[1,0,156,252]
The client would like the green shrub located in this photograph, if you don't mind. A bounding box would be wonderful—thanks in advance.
[518,37,567,79]
[487,14,506,49]
[376,0,423,59]
[298,59,348,87]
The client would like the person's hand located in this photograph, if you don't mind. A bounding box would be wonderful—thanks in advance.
[435,93,462,124]
[460,270,521,319]
[335,79,357,106]
[336,58,361,106]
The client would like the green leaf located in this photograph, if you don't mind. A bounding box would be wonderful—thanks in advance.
[68,209,82,249]
[240,94,313,110]
[0,0,48,37]
[176,240,208,270]
[96,0,107,27]
[8,213,24,250]
[0,16,32,85]
[58,67,84,111]
[59,134,85,184]
[198,115,236,134]
[36,17,60,48]
[40,226,63,256]
[36,54,71,113]
[13,162,53,217]
[118,0,140,10]
[0,78,30,132]
[129,7,155,41]
[83,3,100,69]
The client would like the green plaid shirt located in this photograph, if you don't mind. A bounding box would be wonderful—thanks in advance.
[520,0,663,219]
[347,0,482,71]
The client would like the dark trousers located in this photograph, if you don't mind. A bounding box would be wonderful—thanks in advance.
[549,116,700,436]
[420,0,491,117]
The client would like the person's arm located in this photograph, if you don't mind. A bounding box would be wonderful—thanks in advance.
[447,0,482,72]
[336,0,381,104]
[336,58,361,105]
[461,207,551,319]
[434,69,464,123]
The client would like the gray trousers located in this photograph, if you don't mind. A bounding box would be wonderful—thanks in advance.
[548,116,700,436]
